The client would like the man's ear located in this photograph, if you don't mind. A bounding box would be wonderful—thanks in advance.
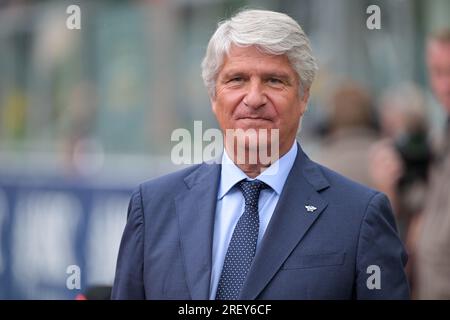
[211,96,218,115]
[299,87,310,115]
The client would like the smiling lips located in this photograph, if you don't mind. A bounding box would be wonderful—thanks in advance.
[237,116,272,121]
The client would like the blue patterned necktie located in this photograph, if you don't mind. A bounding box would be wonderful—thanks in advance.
[215,179,268,300]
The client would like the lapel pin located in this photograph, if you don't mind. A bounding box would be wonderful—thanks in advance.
[305,205,317,213]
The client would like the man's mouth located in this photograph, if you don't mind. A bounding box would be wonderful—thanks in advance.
[238,117,272,121]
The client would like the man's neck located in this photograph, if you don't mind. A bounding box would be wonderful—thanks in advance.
[224,140,294,178]
[236,163,270,179]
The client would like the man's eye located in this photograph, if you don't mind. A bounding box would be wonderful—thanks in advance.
[228,77,243,83]
[268,78,283,84]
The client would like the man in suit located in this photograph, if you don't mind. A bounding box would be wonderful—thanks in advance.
[112,9,409,300]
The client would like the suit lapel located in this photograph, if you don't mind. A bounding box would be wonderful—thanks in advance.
[239,145,330,299]
[175,162,221,300]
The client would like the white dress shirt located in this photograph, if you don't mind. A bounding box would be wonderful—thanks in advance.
[209,141,298,299]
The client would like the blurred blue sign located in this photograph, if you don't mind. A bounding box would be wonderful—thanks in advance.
[0,175,132,299]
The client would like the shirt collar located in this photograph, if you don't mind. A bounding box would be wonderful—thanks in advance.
[218,141,298,199]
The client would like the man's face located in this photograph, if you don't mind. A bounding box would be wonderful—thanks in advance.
[211,45,309,157]
[427,40,450,113]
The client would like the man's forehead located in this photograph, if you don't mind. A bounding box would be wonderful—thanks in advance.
[220,45,295,75]
[225,44,289,61]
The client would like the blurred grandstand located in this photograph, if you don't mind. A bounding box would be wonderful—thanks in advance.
[0,0,449,299]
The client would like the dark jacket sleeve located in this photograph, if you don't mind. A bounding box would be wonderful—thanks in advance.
[355,192,410,299]
[111,188,145,299]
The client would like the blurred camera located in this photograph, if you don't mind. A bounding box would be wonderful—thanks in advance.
[394,129,432,193]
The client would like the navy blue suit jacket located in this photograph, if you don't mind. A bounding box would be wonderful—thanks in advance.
[112,145,410,299]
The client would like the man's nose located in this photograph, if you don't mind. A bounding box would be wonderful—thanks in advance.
[243,79,267,109]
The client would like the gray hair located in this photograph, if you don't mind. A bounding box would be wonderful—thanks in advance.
[201,9,318,99]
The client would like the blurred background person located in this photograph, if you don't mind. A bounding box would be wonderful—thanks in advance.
[369,83,431,240]
[368,83,432,294]
[416,28,450,300]
[315,81,379,188]
[370,29,450,299]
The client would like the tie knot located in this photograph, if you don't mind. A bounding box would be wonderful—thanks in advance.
[238,180,268,207]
